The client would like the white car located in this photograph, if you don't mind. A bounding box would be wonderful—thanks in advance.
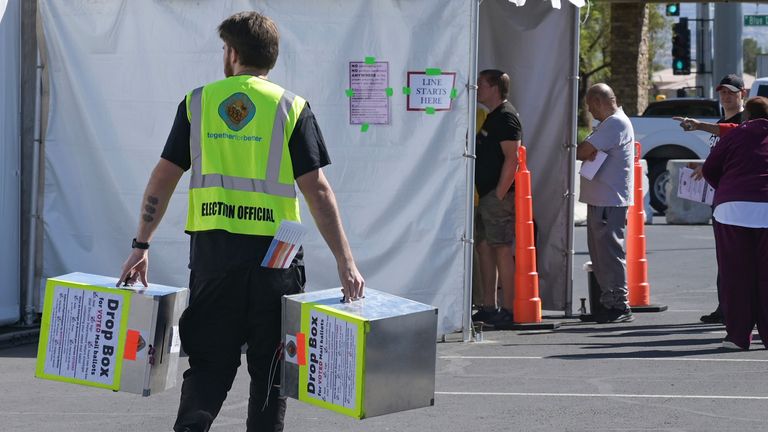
[630,98,721,213]
[749,77,768,98]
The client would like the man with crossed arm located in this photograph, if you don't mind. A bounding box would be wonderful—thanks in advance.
[577,83,635,324]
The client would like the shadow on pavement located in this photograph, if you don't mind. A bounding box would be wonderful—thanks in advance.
[550,321,720,334]
[546,346,764,360]
[502,336,723,349]
[0,343,38,358]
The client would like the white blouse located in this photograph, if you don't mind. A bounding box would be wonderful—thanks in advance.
[713,201,768,228]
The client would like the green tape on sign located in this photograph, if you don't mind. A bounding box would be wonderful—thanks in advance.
[425,68,442,76]
[402,87,411,95]
[385,87,394,97]
[425,107,436,115]
[361,123,369,132]
[364,56,376,64]
[450,88,458,99]
[345,89,354,97]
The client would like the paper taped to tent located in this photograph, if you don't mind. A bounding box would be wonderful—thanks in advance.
[3,0,581,337]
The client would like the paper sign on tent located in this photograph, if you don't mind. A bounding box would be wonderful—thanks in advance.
[348,60,390,125]
[406,70,456,112]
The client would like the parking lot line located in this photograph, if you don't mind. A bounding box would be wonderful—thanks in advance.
[440,355,768,363]
[435,391,768,400]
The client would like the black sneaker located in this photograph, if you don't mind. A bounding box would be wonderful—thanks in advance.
[700,311,724,324]
[472,307,498,323]
[595,308,635,324]
[485,308,514,327]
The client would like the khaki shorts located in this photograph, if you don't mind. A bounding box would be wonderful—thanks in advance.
[475,189,515,246]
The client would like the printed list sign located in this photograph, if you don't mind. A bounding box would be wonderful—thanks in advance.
[305,308,359,410]
[349,61,390,125]
[43,285,125,386]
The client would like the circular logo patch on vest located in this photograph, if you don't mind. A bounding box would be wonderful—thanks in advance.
[218,92,256,131]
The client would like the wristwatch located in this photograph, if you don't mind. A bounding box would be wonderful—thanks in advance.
[131,238,150,250]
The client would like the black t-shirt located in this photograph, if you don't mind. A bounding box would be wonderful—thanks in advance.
[161,97,331,272]
[709,111,744,148]
[474,101,523,197]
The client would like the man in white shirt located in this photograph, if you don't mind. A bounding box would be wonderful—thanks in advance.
[577,83,635,323]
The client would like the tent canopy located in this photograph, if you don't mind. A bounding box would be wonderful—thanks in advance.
[31,0,579,335]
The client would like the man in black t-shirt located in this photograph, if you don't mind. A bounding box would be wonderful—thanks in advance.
[472,69,523,327]
[709,74,746,148]
[117,12,364,432]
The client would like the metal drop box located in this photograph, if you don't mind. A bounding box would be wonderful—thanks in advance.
[35,272,189,396]
[281,288,438,419]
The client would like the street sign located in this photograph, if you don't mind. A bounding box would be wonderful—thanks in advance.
[744,15,768,26]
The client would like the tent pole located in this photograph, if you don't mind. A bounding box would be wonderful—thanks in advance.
[564,4,580,318]
[20,0,40,327]
[462,0,480,342]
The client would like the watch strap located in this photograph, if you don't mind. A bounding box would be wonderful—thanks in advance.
[132,238,150,250]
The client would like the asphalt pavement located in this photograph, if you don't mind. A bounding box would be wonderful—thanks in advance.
[2,219,767,432]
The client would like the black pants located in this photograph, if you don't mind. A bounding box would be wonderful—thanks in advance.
[173,263,305,432]
[712,219,724,318]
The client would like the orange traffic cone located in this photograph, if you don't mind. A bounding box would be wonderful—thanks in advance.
[627,142,667,313]
[497,146,558,330]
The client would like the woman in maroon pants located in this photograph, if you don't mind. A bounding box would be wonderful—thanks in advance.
[703,96,768,350]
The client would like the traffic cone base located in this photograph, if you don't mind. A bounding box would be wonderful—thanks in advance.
[631,304,668,313]
[493,321,560,330]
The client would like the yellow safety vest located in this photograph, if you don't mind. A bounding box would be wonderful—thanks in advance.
[185,76,306,236]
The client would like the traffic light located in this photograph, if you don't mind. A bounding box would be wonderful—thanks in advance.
[665,3,680,17]
[672,18,691,75]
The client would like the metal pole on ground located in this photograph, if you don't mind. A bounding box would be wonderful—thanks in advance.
[464,0,481,342]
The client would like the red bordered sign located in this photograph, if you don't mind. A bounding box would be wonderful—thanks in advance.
[406,71,456,112]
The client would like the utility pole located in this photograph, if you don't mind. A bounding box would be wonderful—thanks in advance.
[713,2,743,85]
[696,3,713,98]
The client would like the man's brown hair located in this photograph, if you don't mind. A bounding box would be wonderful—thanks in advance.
[479,69,510,100]
[745,96,768,120]
[218,12,279,71]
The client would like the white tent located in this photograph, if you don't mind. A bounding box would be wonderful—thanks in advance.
[7,0,580,337]
[0,0,22,326]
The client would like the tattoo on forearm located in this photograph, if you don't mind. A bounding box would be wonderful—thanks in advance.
[142,195,159,223]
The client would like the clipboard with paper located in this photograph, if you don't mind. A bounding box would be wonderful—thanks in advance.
[579,150,608,181]
[677,167,715,205]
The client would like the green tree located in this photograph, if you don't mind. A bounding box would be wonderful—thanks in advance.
[647,5,670,73]
[744,37,762,76]
[578,4,668,125]
[578,2,611,126]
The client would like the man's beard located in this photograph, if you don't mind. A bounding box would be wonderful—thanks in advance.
[224,59,234,77]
